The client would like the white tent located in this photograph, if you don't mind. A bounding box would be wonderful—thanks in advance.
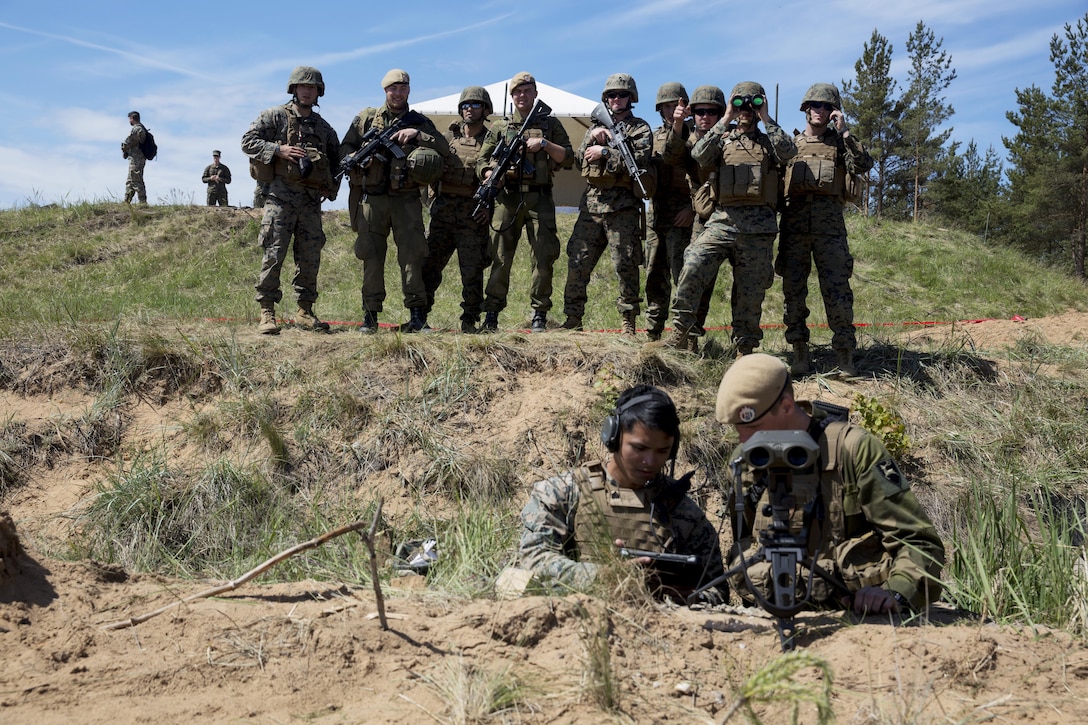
[413,81,598,208]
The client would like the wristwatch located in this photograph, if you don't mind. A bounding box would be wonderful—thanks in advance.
[600,147,610,158]
[540,139,547,151]
[890,590,911,611]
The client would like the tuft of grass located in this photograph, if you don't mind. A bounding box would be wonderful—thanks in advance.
[421,653,533,724]
[577,604,619,712]
[721,650,834,725]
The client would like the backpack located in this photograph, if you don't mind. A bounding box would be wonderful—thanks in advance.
[140,128,158,161]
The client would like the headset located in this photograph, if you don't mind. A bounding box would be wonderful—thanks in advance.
[599,391,681,461]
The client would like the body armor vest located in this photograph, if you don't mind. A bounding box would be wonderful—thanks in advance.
[351,108,423,194]
[785,133,845,199]
[440,127,484,196]
[571,463,672,559]
[717,133,779,207]
[272,109,333,192]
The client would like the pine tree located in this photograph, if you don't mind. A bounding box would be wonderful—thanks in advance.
[1050,15,1088,277]
[841,30,902,218]
[928,141,1003,234]
[897,21,957,222]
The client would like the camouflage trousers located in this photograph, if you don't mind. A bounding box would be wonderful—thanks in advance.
[125,156,146,203]
[254,193,327,305]
[354,192,428,313]
[482,189,561,314]
[563,207,644,320]
[423,194,490,322]
[776,232,856,351]
[206,186,229,206]
[673,218,774,348]
[644,201,691,334]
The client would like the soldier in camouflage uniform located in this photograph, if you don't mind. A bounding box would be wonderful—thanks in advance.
[341,69,450,334]
[662,82,797,354]
[561,74,653,335]
[644,83,695,341]
[476,72,573,333]
[716,354,944,614]
[778,83,874,376]
[121,111,148,204]
[241,66,341,335]
[519,385,727,602]
[202,150,232,206]
[421,87,493,333]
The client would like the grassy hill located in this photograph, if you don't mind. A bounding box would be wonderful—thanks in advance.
[1,201,1088,638]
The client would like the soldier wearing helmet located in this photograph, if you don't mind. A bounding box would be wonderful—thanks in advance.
[420,86,494,333]
[241,65,341,335]
[561,73,653,336]
[643,82,695,343]
[659,81,796,356]
[475,71,574,333]
[777,83,873,377]
[340,69,450,334]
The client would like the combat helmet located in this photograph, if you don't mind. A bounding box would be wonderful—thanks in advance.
[800,83,842,111]
[730,81,767,104]
[689,85,726,112]
[458,85,493,114]
[288,66,325,97]
[655,82,688,110]
[407,147,445,185]
[602,73,639,103]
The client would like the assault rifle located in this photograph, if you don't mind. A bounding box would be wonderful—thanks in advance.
[335,110,428,185]
[589,102,653,199]
[471,98,552,222]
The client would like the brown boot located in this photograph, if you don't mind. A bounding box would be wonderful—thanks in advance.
[790,343,811,375]
[296,303,330,331]
[835,349,857,376]
[258,304,279,335]
[560,316,582,331]
[735,343,754,359]
[621,311,637,336]
[686,335,700,354]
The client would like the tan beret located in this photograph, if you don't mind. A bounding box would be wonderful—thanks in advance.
[715,353,790,425]
[509,71,536,92]
[381,68,410,88]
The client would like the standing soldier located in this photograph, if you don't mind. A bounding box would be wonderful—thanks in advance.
[121,111,148,205]
[644,82,695,342]
[421,86,493,333]
[241,66,341,335]
[202,150,232,206]
[662,81,796,355]
[561,73,653,335]
[778,83,873,376]
[476,72,573,333]
[341,69,449,334]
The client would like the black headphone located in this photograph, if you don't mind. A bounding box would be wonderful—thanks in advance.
[599,392,681,460]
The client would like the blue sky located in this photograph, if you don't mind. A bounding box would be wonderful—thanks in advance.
[1,0,1083,209]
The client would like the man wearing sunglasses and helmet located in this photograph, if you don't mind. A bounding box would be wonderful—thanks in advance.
[661,82,796,356]
[776,83,873,377]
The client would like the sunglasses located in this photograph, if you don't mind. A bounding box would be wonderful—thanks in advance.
[692,107,721,117]
[459,102,484,110]
[605,91,631,100]
[807,102,835,112]
[731,94,765,108]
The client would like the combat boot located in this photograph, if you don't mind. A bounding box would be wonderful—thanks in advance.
[479,310,499,333]
[296,302,330,332]
[402,307,431,333]
[530,311,547,333]
[735,343,755,359]
[359,311,378,335]
[790,343,811,375]
[647,326,664,342]
[836,349,857,376]
[460,316,478,334]
[621,311,637,336]
[257,303,279,335]
[560,316,582,331]
[686,335,700,354]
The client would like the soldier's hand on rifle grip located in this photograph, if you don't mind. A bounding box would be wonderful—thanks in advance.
[589,127,612,146]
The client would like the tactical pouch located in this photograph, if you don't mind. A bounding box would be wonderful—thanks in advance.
[836,532,892,591]
[249,158,274,183]
[718,163,762,201]
[843,172,864,206]
[692,173,718,218]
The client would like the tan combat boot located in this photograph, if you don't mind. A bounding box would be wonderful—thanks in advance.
[621,311,637,336]
[836,349,857,376]
[258,303,279,335]
[686,335,700,354]
[296,302,330,331]
[790,343,811,375]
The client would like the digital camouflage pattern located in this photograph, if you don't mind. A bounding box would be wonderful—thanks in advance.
[202,161,232,206]
[122,122,147,203]
[728,405,945,612]
[519,465,727,597]
[562,113,653,321]
[777,128,874,351]
[241,102,341,307]
[670,118,796,347]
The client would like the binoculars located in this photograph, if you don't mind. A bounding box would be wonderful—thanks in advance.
[741,430,818,470]
[731,94,766,110]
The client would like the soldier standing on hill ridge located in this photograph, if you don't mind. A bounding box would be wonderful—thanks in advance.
[202,150,232,207]
[121,111,148,205]
[241,66,341,335]
[777,83,873,376]
[421,86,493,333]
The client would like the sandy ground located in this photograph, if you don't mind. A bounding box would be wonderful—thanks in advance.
[3,312,1088,723]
